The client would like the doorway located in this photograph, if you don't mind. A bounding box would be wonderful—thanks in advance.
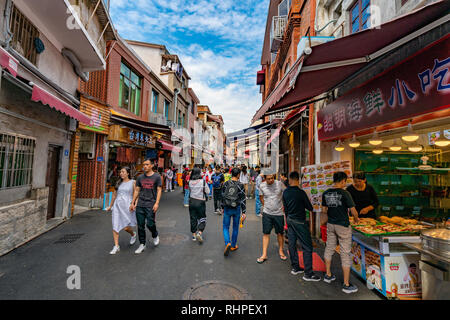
[46,145,61,220]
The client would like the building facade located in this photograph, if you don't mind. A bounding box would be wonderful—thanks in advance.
[0,0,113,255]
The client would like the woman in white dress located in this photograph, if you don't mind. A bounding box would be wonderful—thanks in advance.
[106,167,137,254]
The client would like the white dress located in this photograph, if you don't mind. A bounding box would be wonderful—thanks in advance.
[112,180,137,232]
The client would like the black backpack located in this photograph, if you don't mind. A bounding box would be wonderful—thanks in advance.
[223,180,241,208]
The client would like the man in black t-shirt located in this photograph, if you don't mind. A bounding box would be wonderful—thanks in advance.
[282,171,321,281]
[321,171,359,293]
[131,159,162,254]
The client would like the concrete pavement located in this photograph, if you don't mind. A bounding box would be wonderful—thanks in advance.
[0,187,382,300]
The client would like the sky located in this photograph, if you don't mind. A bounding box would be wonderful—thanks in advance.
[108,0,270,134]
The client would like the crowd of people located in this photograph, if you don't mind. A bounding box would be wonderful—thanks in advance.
[106,160,379,294]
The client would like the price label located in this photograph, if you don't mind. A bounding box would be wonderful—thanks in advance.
[395,206,404,210]
[413,206,422,211]
[380,157,389,162]
[382,207,391,211]
[381,181,389,185]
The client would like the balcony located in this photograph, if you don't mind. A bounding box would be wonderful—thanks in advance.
[270,15,288,53]
[13,0,109,71]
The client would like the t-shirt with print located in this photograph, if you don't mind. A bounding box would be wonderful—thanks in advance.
[322,188,355,227]
[259,180,286,216]
[136,172,162,208]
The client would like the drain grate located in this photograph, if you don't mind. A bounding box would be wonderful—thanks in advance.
[183,280,251,300]
[54,233,84,244]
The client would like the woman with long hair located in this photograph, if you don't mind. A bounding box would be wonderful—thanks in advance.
[188,167,210,243]
[106,167,137,254]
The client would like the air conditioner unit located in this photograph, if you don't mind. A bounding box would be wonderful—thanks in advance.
[79,131,96,159]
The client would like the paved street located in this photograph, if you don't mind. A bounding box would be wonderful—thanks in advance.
[0,187,381,300]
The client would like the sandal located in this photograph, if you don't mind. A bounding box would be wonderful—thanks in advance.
[257,257,268,264]
[279,254,287,261]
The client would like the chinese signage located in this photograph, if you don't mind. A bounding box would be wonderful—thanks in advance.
[108,125,156,148]
[318,36,450,141]
[79,97,110,135]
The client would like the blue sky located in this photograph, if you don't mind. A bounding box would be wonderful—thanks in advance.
[109,0,270,133]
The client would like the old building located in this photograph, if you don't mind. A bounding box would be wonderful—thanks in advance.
[0,0,114,255]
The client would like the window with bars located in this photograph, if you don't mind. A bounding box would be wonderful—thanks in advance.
[0,133,35,190]
[9,4,39,65]
[350,0,371,34]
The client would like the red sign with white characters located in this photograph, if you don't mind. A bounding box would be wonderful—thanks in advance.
[318,35,450,141]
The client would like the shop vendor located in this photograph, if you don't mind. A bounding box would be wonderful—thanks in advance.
[346,172,379,219]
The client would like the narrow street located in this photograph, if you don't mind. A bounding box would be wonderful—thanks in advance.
[0,187,381,300]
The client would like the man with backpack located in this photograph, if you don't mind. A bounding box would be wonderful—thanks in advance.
[211,165,225,214]
[222,167,247,256]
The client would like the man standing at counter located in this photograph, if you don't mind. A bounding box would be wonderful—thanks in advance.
[322,171,360,294]
[346,172,379,219]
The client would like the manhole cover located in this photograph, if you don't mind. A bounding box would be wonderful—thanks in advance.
[183,280,251,300]
[159,232,189,246]
[54,233,84,244]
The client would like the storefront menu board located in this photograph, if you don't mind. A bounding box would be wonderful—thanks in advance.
[301,160,353,212]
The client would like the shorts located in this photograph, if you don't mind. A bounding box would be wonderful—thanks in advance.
[324,223,352,267]
[262,213,285,235]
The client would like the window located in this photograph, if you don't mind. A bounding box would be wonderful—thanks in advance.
[350,0,370,34]
[119,62,141,115]
[190,101,195,115]
[178,110,182,126]
[9,4,39,65]
[151,90,159,113]
[0,133,35,190]
[164,100,170,119]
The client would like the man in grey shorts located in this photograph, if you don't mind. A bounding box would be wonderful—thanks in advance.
[321,171,360,294]
[257,173,286,264]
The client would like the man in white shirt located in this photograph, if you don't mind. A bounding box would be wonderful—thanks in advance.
[165,168,173,192]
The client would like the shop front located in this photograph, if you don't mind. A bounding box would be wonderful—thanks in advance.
[316,35,450,299]
[106,124,156,192]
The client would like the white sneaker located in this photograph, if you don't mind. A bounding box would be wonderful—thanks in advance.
[109,245,120,255]
[135,244,146,254]
[130,232,137,245]
[153,235,160,246]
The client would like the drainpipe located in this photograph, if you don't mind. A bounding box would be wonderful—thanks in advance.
[173,88,180,127]
[2,0,13,49]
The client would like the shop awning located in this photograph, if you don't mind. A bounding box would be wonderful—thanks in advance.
[256,68,265,85]
[252,0,450,123]
[31,84,93,126]
[158,139,181,153]
[0,46,18,77]
[110,110,171,135]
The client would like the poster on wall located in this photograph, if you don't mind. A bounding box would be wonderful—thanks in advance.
[301,160,353,212]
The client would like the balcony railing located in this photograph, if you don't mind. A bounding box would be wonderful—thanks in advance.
[149,112,168,126]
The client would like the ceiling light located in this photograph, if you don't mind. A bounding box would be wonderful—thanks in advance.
[372,148,384,154]
[348,135,360,148]
[408,144,423,152]
[389,139,402,152]
[402,122,419,142]
[435,131,450,147]
[369,131,383,146]
[335,140,345,152]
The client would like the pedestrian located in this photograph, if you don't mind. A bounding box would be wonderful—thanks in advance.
[321,171,360,293]
[165,167,173,192]
[130,159,162,254]
[211,165,225,214]
[239,166,249,199]
[172,167,177,190]
[106,167,137,254]
[183,168,191,207]
[257,173,287,264]
[282,171,321,281]
[254,166,263,217]
[188,167,210,243]
[280,172,289,188]
[224,169,232,182]
[346,172,379,219]
[249,166,258,199]
[222,167,247,256]
[205,166,214,199]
